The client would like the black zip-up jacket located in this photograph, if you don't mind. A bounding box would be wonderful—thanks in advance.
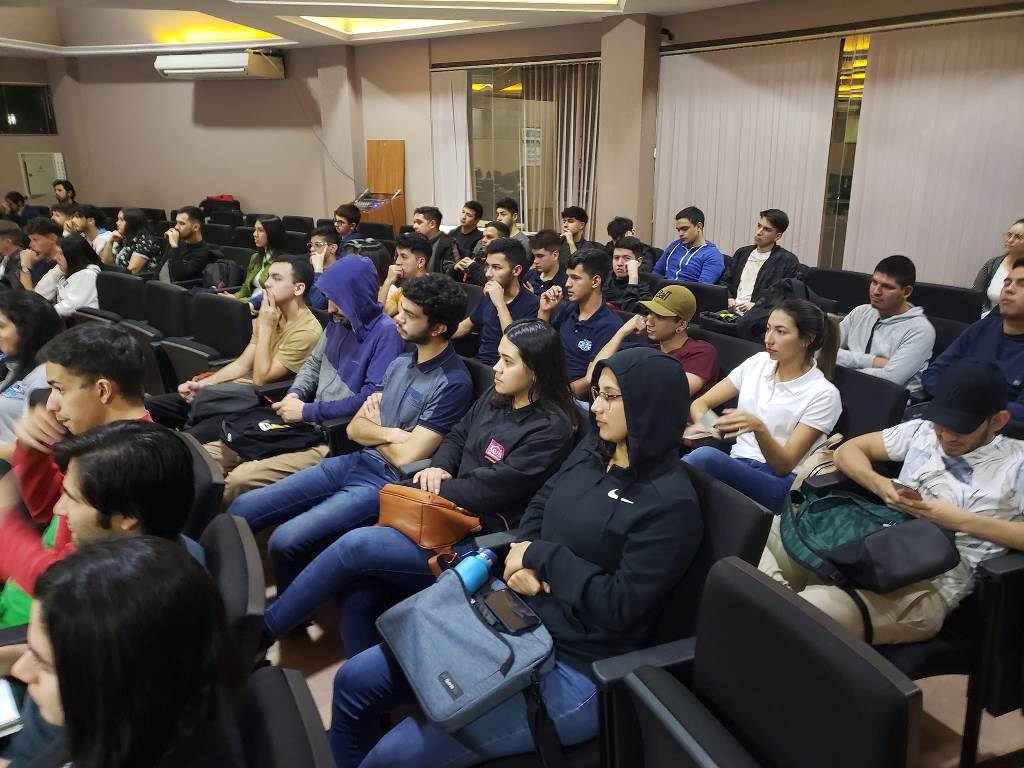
[603,273,655,313]
[520,347,702,674]
[154,239,219,283]
[724,244,801,302]
[432,387,575,530]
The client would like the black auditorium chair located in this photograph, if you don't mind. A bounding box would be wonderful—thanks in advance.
[245,213,273,227]
[911,282,983,324]
[621,558,921,768]
[211,210,244,227]
[452,283,484,359]
[221,244,256,272]
[154,220,173,237]
[831,366,908,439]
[285,230,307,255]
[927,316,968,361]
[480,465,772,768]
[687,327,763,377]
[159,292,254,383]
[647,276,729,316]
[804,268,872,315]
[199,514,265,677]
[315,217,333,230]
[358,222,395,242]
[234,226,256,249]
[75,271,146,324]
[238,667,334,768]
[99,206,120,223]
[120,281,192,394]
[282,216,315,235]
[141,208,166,223]
[203,222,233,246]
[176,431,225,539]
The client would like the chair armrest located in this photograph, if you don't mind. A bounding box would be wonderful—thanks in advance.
[802,469,855,495]
[474,530,519,551]
[322,417,360,456]
[256,379,295,403]
[174,278,202,288]
[591,637,696,691]
[975,550,1024,715]
[399,459,431,478]
[0,625,28,647]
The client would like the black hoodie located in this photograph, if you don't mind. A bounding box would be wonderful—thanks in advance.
[519,347,702,674]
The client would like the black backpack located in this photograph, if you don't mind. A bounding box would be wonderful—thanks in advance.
[345,238,391,284]
[220,407,323,461]
[201,258,245,291]
[735,278,839,341]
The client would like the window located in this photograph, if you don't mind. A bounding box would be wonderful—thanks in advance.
[0,84,58,135]
[817,35,869,269]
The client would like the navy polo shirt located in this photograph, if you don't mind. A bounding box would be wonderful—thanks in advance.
[551,302,624,380]
[470,287,541,365]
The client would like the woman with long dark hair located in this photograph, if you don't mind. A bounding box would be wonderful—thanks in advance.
[257,318,581,653]
[0,291,62,444]
[9,537,243,768]
[231,215,287,302]
[329,346,702,766]
[684,297,842,511]
[99,207,162,275]
[32,234,101,317]
[973,217,1024,316]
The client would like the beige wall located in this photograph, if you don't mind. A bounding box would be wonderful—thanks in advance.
[0,8,62,47]
[0,57,67,201]
[429,23,602,65]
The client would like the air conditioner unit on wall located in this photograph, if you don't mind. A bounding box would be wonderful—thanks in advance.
[153,51,284,80]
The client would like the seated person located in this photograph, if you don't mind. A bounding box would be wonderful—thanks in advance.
[685,299,842,512]
[448,200,483,258]
[70,205,113,256]
[148,255,320,434]
[454,220,508,286]
[263,319,580,650]
[0,324,150,629]
[232,216,286,302]
[49,202,78,237]
[34,234,101,318]
[380,232,430,318]
[495,197,531,252]
[205,257,403,504]
[538,246,624,397]
[453,238,540,365]
[606,216,661,272]
[1,193,45,228]
[154,206,217,283]
[524,228,567,297]
[762,358,1024,645]
[725,209,800,312]
[588,284,719,398]
[972,217,1024,317]
[837,255,934,397]
[653,206,724,284]
[18,218,60,290]
[604,236,655,312]
[0,292,62,447]
[0,220,28,289]
[329,347,702,767]
[334,202,361,249]
[305,224,340,311]
[922,258,1024,421]
[99,207,163,275]
[229,274,473,592]
[5,537,242,768]
[412,206,454,275]
[558,205,599,265]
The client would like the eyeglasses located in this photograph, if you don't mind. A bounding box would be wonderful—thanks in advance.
[1004,232,1024,243]
[590,386,624,404]
[308,241,329,251]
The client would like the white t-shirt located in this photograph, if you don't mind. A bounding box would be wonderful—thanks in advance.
[727,352,842,467]
[34,264,101,317]
[736,249,772,303]
[87,229,113,256]
[0,363,47,443]
[985,261,1009,317]
[883,419,1024,607]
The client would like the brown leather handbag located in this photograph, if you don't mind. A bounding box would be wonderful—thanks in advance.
[377,484,482,575]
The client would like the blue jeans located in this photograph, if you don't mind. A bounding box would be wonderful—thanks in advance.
[266,526,476,650]
[229,451,399,591]
[683,446,795,513]
[331,644,598,768]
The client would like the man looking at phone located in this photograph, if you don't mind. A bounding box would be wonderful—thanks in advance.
[759,358,1024,645]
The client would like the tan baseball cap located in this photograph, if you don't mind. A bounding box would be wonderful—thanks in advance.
[639,284,697,321]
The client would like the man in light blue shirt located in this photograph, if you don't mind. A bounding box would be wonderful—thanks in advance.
[653,205,724,284]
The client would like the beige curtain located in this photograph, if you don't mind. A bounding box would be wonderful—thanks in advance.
[843,18,1024,286]
[522,62,601,236]
[653,39,837,262]
[430,69,472,228]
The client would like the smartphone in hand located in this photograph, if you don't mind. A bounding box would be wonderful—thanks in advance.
[892,480,922,501]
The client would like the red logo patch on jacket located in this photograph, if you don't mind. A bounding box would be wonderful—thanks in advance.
[484,439,505,463]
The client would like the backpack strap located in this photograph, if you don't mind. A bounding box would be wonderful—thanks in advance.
[526,677,565,768]
[840,584,874,645]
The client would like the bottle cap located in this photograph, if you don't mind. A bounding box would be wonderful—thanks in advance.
[479,548,496,564]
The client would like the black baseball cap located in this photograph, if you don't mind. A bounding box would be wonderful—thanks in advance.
[924,358,1008,433]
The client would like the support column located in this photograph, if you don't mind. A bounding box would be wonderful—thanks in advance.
[593,14,662,243]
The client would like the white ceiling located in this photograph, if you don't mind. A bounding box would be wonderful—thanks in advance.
[0,0,754,54]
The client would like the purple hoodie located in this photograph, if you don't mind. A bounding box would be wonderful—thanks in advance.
[288,256,404,423]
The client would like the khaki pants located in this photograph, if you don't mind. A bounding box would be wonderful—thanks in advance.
[204,441,331,507]
[758,517,949,645]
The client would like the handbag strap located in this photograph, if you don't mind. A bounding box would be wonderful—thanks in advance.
[840,585,874,645]
[428,548,459,577]
[526,677,565,768]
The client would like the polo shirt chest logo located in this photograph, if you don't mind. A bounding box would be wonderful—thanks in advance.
[484,438,506,463]
[577,339,593,352]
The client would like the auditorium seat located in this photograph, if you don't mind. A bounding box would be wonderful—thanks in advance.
[285,230,307,255]
[927,316,968,360]
[203,222,233,246]
[358,222,396,241]
[804,268,872,315]
[234,226,256,249]
[221,245,255,271]
[238,667,333,768]
[99,206,120,223]
[282,216,315,235]
[120,281,193,394]
[141,207,166,222]
[911,282,983,324]
[159,292,255,383]
[245,213,273,227]
[177,431,225,539]
[315,218,333,230]
[831,366,908,439]
[211,210,244,227]
[77,271,145,323]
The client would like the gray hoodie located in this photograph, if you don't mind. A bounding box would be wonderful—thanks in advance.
[837,303,935,396]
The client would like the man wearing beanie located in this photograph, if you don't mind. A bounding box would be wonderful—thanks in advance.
[760,358,1024,645]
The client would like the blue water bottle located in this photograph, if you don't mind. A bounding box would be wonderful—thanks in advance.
[453,549,496,593]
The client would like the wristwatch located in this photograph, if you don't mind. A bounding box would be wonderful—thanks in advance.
[20,266,30,274]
